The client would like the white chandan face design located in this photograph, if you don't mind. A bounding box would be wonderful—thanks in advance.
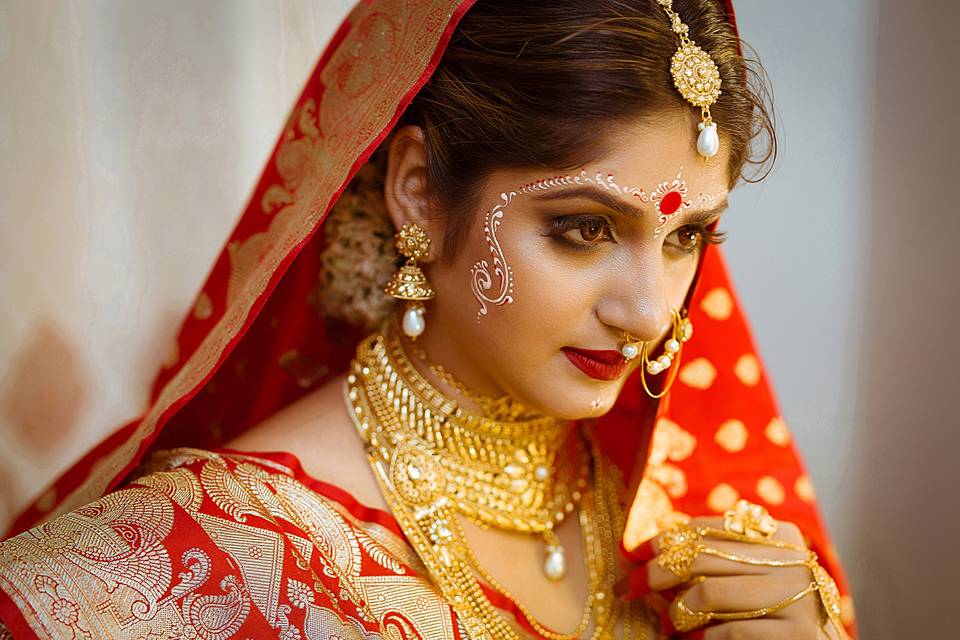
[471,167,725,319]
[417,114,731,420]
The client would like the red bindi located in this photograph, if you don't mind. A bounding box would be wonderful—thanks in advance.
[660,191,682,216]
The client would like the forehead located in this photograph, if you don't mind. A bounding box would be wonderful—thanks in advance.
[596,111,732,191]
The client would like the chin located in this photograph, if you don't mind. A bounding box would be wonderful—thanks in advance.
[513,371,624,421]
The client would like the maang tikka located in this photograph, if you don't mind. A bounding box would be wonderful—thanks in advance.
[384,222,435,339]
[622,308,694,398]
[657,0,722,159]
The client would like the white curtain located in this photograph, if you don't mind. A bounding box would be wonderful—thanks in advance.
[0,0,354,526]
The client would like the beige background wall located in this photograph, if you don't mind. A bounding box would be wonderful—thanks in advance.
[1,1,957,637]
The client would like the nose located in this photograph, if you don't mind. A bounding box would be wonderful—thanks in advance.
[595,261,673,344]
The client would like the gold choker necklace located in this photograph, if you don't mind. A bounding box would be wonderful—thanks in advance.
[345,332,655,639]
[353,332,588,577]
[410,344,544,422]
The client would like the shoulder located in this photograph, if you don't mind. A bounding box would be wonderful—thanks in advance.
[0,448,413,639]
[223,374,388,512]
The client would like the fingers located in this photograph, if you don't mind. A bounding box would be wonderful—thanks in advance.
[647,537,812,593]
[673,573,814,619]
[689,516,806,548]
[702,618,791,639]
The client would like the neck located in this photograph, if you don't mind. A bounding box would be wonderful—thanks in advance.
[395,319,549,423]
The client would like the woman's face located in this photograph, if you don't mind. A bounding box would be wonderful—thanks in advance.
[389,113,731,420]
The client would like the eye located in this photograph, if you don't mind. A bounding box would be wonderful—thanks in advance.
[544,215,616,250]
[665,223,727,255]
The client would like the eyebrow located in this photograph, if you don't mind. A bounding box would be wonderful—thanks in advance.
[532,185,729,223]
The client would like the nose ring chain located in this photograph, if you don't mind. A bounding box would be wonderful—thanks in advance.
[621,308,694,398]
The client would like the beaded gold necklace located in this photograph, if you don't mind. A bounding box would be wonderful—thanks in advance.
[345,332,654,639]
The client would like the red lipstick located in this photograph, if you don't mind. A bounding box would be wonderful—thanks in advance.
[561,347,629,381]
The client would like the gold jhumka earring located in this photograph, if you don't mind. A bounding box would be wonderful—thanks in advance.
[384,222,435,339]
[622,308,693,399]
[657,0,723,159]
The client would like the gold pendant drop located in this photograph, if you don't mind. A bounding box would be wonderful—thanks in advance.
[542,529,567,581]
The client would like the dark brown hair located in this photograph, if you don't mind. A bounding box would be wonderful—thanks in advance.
[392,0,776,257]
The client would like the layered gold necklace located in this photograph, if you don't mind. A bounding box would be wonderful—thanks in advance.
[345,331,653,639]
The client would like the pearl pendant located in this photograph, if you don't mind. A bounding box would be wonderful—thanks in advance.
[544,544,567,581]
[402,304,425,338]
[697,122,720,158]
[620,342,639,361]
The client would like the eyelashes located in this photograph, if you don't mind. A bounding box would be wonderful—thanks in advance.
[542,214,726,254]
[543,215,615,250]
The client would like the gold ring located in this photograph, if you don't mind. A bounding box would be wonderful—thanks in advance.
[723,499,778,540]
[656,523,702,581]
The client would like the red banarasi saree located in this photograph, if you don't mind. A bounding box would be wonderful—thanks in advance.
[0,1,855,638]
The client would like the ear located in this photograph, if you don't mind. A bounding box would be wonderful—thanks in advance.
[383,125,442,263]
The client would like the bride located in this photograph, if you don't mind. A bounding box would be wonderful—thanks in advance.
[0,1,854,638]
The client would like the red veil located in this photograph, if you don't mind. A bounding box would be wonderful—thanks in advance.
[4,0,854,635]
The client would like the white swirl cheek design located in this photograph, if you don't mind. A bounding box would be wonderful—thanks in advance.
[470,191,516,319]
[468,168,724,319]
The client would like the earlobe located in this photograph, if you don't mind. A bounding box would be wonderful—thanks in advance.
[384,125,437,262]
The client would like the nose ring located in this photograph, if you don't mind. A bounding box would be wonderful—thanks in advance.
[621,309,694,398]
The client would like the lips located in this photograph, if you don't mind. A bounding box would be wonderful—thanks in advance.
[561,347,629,381]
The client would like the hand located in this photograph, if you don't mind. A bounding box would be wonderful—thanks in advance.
[617,515,846,639]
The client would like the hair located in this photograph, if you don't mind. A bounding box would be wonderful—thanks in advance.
[320,0,776,326]
[394,0,776,258]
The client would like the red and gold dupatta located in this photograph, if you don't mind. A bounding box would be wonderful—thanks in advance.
[0,0,855,637]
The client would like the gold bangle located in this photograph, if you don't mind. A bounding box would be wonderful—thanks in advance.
[672,581,818,632]
[811,563,849,639]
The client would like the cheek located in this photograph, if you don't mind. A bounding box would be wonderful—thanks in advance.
[486,234,602,329]
[441,225,600,362]
[665,255,701,306]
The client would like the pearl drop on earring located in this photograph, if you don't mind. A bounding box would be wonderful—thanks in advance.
[621,342,639,361]
[402,303,426,339]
